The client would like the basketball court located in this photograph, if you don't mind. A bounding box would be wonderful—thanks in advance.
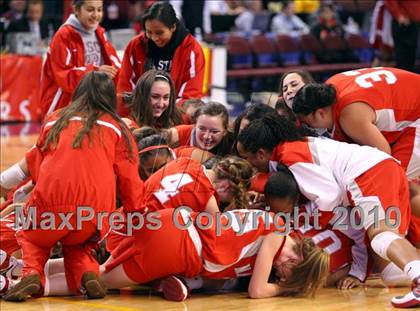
[0,123,411,310]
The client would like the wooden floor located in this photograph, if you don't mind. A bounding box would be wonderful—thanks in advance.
[0,279,410,311]
[0,123,411,310]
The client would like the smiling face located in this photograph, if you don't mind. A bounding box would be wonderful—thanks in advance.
[194,115,226,151]
[75,0,103,31]
[282,73,306,110]
[150,80,171,118]
[145,19,176,48]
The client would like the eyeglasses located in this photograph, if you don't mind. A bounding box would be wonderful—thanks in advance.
[196,126,223,135]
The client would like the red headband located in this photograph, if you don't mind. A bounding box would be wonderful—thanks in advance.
[139,145,170,155]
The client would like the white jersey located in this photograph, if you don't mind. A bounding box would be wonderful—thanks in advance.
[270,136,394,211]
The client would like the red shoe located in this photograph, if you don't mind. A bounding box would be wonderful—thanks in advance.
[391,277,420,308]
[3,274,42,301]
[160,276,189,302]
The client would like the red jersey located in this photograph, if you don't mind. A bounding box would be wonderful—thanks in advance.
[24,111,144,230]
[142,157,215,213]
[197,209,286,279]
[249,172,270,194]
[40,24,120,118]
[295,225,353,273]
[174,124,194,147]
[106,209,286,283]
[117,33,205,116]
[327,67,420,144]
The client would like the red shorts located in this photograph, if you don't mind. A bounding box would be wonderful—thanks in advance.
[105,209,203,284]
[391,126,419,181]
[347,159,410,235]
[0,213,20,256]
[17,215,99,294]
[407,214,420,246]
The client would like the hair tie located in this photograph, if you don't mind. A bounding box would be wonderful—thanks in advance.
[139,144,170,155]
[155,74,170,82]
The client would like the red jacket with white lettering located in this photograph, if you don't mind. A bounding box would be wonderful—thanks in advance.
[39,24,121,119]
[117,32,205,116]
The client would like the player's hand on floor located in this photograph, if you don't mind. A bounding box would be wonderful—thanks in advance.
[336,275,361,290]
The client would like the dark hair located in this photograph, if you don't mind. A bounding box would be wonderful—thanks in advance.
[233,103,277,138]
[282,0,294,10]
[141,1,178,29]
[292,83,336,116]
[137,134,171,161]
[237,114,304,153]
[202,155,223,169]
[182,98,205,123]
[132,126,159,141]
[28,0,43,7]
[126,70,182,129]
[42,71,134,157]
[264,165,299,204]
[194,102,229,130]
[72,0,90,9]
[275,98,296,122]
[194,102,234,156]
[279,70,315,95]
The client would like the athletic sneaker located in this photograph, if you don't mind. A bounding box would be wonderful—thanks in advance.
[1,257,22,280]
[3,274,42,301]
[80,271,107,299]
[0,275,10,297]
[391,277,420,308]
[160,276,190,302]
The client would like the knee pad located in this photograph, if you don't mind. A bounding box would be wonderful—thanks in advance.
[0,163,27,189]
[371,231,403,261]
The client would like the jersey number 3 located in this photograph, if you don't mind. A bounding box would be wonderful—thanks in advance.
[343,68,397,88]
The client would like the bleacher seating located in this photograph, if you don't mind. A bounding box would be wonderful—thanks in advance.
[225,31,373,80]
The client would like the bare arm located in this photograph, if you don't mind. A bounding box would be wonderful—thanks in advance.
[204,195,221,214]
[248,232,285,298]
[190,149,213,164]
[339,102,392,154]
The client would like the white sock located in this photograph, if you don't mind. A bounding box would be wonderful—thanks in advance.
[44,273,72,296]
[381,263,411,286]
[403,260,420,281]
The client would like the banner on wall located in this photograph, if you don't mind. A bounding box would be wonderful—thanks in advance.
[0,55,43,122]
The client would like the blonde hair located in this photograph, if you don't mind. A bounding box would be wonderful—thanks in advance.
[213,156,253,211]
[280,237,329,297]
